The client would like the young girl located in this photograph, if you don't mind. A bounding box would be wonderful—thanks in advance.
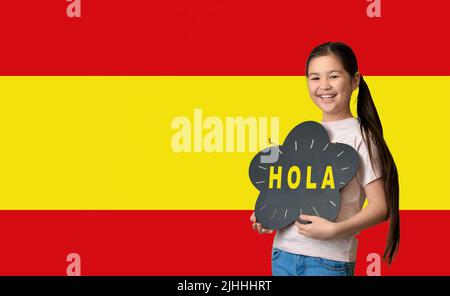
[250,42,400,276]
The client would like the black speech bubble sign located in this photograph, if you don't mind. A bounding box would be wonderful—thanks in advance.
[249,121,359,230]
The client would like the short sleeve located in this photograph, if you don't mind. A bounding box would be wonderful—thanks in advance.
[356,132,382,187]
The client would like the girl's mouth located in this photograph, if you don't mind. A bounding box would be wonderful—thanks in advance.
[318,94,337,99]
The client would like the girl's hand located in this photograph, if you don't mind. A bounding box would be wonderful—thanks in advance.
[295,214,339,240]
[250,212,274,235]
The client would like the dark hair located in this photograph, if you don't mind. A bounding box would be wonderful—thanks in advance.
[305,42,400,264]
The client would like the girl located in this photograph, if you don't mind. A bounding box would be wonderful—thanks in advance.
[250,42,399,276]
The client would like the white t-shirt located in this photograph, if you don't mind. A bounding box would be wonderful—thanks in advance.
[272,117,381,262]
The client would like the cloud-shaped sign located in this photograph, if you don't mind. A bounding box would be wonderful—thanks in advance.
[249,121,359,230]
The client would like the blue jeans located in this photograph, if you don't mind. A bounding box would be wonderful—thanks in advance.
[272,248,355,276]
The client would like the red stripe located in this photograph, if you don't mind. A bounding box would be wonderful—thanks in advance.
[0,210,448,275]
[0,0,449,75]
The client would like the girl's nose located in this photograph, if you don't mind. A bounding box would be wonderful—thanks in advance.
[319,79,332,90]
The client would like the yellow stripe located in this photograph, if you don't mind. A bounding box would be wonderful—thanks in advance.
[0,76,448,209]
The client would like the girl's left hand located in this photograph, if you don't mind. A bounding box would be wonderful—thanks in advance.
[295,214,339,240]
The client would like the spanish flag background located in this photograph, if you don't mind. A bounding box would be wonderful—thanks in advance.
[0,0,449,275]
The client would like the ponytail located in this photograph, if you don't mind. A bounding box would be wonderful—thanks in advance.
[357,76,400,265]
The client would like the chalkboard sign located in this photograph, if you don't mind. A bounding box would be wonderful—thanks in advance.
[248,121,359,230]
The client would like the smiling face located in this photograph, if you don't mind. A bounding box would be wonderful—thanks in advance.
[307,54,360,121]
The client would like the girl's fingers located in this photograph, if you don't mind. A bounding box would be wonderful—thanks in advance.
[298,229,308,236]
[252,221,274,235]
[297,224,309,236]
[256,223,263,234]
[261,228,274,234]
[252,223,261,232]
[295,221,309,231]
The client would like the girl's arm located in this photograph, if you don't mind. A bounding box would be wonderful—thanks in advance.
[296,178,388,239]
[333,178,388,237]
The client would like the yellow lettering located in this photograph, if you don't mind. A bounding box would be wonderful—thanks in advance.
[321,166,335,189]
[269,166,282,189]
[287,166,301,189]
[306,166,317,189]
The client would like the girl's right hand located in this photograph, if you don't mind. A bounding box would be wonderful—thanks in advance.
[250,212,274,234]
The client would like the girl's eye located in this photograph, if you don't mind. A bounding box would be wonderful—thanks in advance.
[330,75,339,79]
[310,77,319,80]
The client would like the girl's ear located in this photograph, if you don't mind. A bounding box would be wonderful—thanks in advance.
[352,72,361,90]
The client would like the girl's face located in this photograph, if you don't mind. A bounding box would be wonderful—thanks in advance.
[307,54,360,121]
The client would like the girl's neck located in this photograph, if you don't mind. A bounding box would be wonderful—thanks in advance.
[322,111,354,122]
